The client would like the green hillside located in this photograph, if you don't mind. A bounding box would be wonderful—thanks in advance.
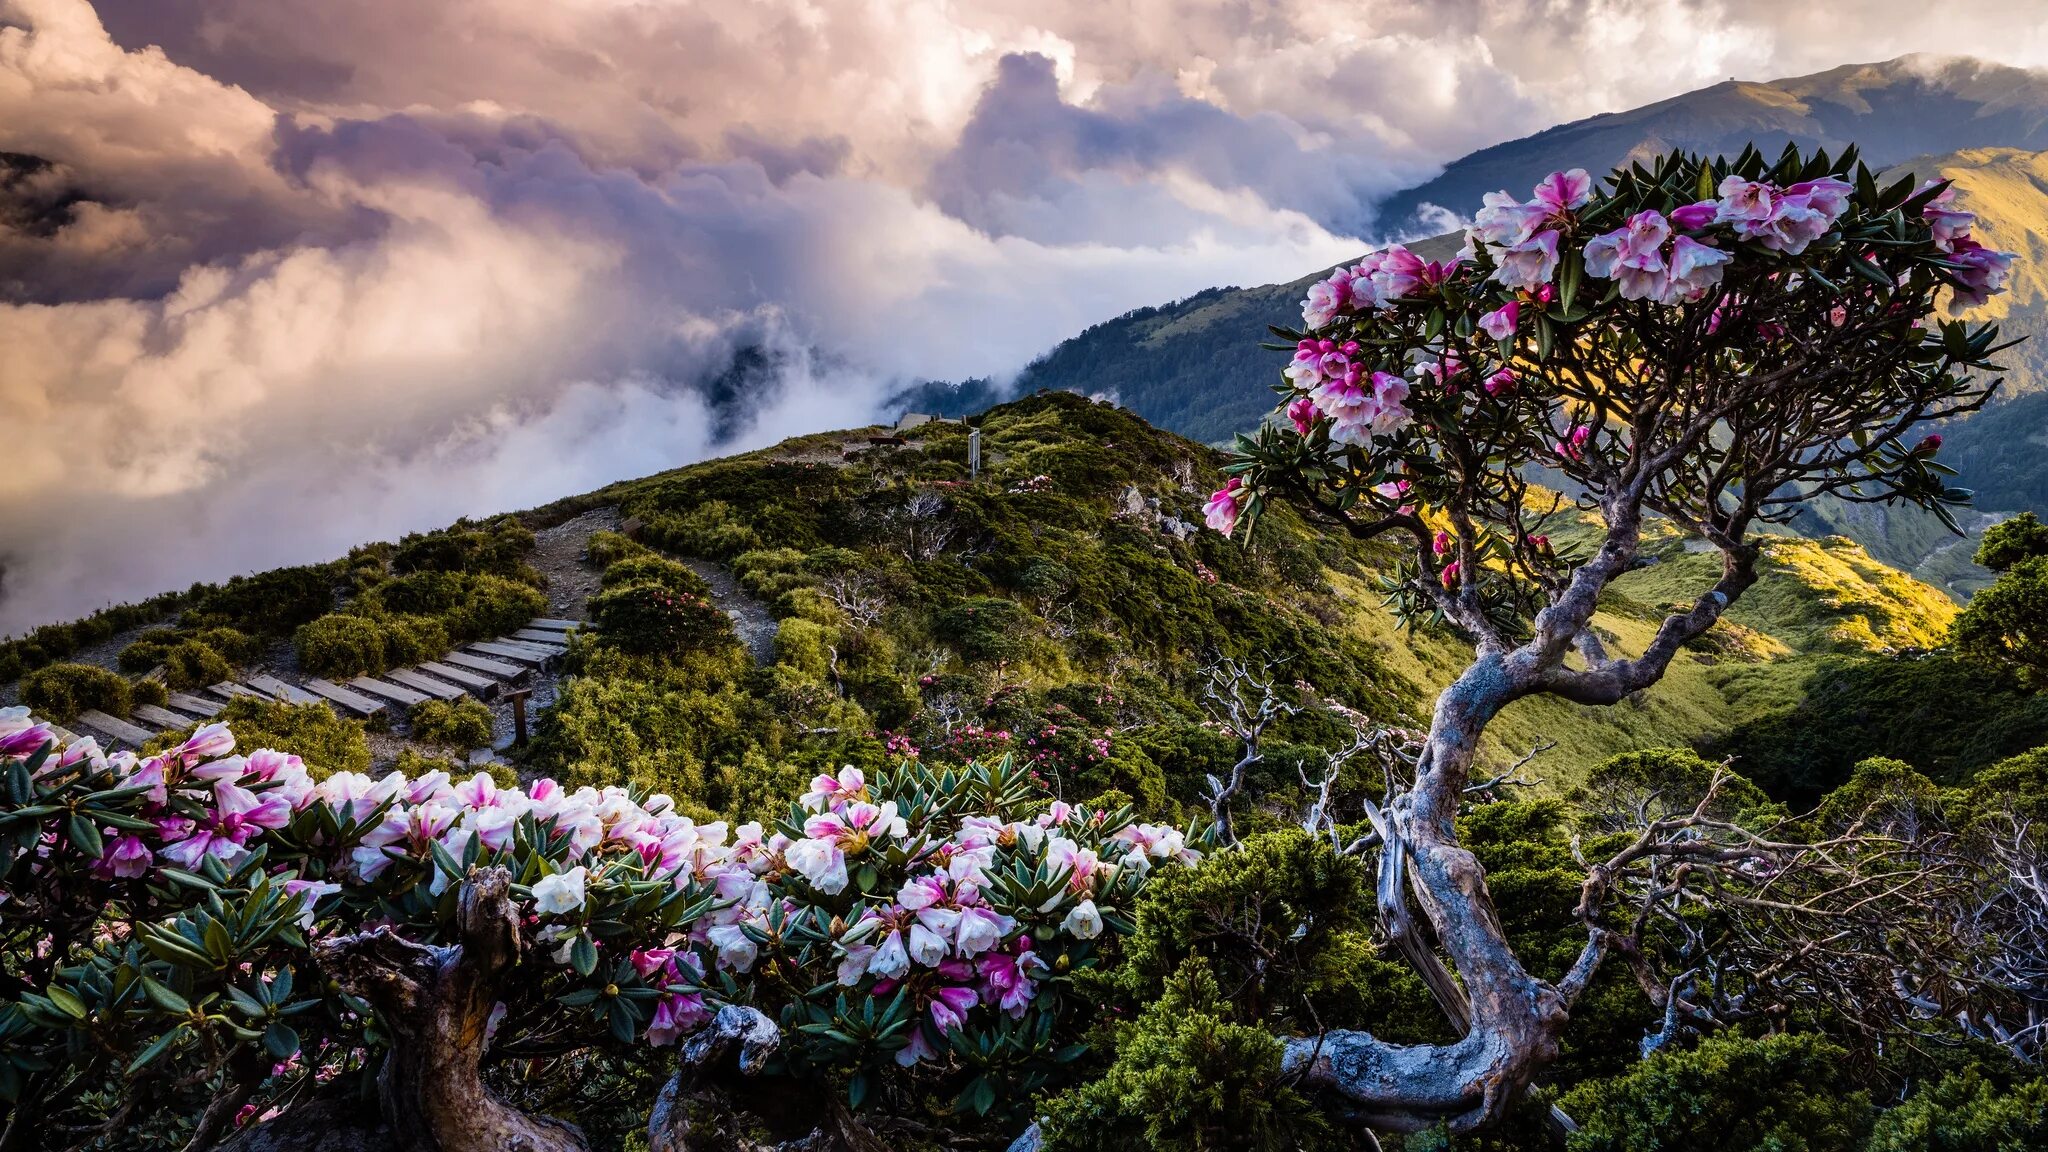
[1,393,1988,804]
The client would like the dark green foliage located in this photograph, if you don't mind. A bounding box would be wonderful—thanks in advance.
[1974,512,2048,572]
[639,498,765,561]
[1953,553,2048,690]
[409,697,495,748]
[1812,757,1944,836]
[20,662,132,722]
[1038,958,1341,1152]
[130,677,168,710]
[183,565,337,634]
[1561,1033,1873,1152]
[1571,747,1777,831]
[583,528,648,568]
[1863,1070,2048,1152]
[936,596,1033,663]
[589,582,735,659]
[391,516,536,578]
[1108,830,1436,1036]
[1702,653,2048,805]
[599,554,711,597]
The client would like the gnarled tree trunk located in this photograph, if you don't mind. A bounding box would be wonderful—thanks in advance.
[223,868,586,1152]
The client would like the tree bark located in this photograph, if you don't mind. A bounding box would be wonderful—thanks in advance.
[648,1006,893,1152]
[223,868,586,1152]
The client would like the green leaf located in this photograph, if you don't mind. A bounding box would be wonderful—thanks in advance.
[848,1070,870,1111]
[65,813,104,859]
[570,935,598,978]
[46,985,87,1020]
[262,1023,300,1061]
[127,1025,187,1074]
[140,977,192,1015]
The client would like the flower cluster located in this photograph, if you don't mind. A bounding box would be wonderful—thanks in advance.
[1284,338,1413,447]
[3,708,1201,1096]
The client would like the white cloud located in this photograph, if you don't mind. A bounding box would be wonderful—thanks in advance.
[5,0,2048,630]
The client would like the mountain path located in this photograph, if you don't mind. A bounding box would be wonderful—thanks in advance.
[680,559,778,665]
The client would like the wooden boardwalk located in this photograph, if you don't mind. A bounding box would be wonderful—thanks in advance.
[467,641,551,667]
[415,661,501,698]
[512,629,574,646]
[133,704,194,731]
[75,709,155,749]
[528,618,584,632]
[167,692,224,718]
[209,681,264,700]
[248,674,322,706]
[385,668,467,702]
[349,676,429,708]
[440,651,527,680]
[302,679,386,718]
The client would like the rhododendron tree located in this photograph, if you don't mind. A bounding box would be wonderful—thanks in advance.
[0,708,1198,1151]
[1211,144,2019,1132]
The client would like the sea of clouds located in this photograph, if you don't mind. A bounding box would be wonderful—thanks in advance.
[4,0,2044,632]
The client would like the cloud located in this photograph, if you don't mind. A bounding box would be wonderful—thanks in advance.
[6,0,2048,631]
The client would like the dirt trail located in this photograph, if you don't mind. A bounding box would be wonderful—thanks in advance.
[530,506,623,620]
[680,559,778,665]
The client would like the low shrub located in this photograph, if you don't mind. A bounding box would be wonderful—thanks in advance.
[585,529,648,567]
[1561,1032,1872,1152]
[20,663,133,723]
[294,615,388,677]
[142,696,372,778]
[600,554,710,597]
[409,697,496,749]
[590,582,735,659]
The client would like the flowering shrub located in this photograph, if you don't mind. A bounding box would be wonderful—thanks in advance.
[0,705,1199,1141]
[588,580,735,658]
[1211,146,2014,583]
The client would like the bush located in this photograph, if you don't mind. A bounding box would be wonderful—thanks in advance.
[590,582,735,659]
[1561,1033,1872,1152]
[184,565,336,633]
[936,596,1032,663]
[600,554,710,597]
[1040,958,1339,1152]
[294,614,388,677]
[410,697,496,749]
[21,663,132,723]
[143,696,372,778]
[1864,1070,2048,1152]
[640,500,761,561]
[584,529,647,567]
[391,517,536,578]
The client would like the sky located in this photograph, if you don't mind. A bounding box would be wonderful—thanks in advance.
[5,0,2048,633]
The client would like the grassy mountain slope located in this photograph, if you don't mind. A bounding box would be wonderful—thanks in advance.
[3,394,1972,804]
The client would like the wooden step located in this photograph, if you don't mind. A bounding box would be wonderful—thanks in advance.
[528,618,584,632]
[492,634,565,654]
[440,651,528,682]
[209,681,264,701]
[247,674,322,706]
[415,661,501,699]
[167,692,225,718]
[467,641,551,667]
[75,709,156,749]
[512,628,576,646]
[383,668,468,702]
[348,676,429,708]
[301,679,387,718]
[133,704,196,732]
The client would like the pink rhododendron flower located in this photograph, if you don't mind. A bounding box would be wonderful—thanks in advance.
[1203,478,1244,536]
[101,834,152,879]
[1491,229,1561,291]
[1715,176,1778,229]
[1532,168,1594,214]
[1920,182,1975,252]
[1950,238,2016,307]
[1669,201,1718,230]
[1484,368,1516,396]
[1478,300,1520,341]
[1287,396,1319,436]
[1558,424,1593,462]
[1440,560,1461,589]
[1300,272,1351,328]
